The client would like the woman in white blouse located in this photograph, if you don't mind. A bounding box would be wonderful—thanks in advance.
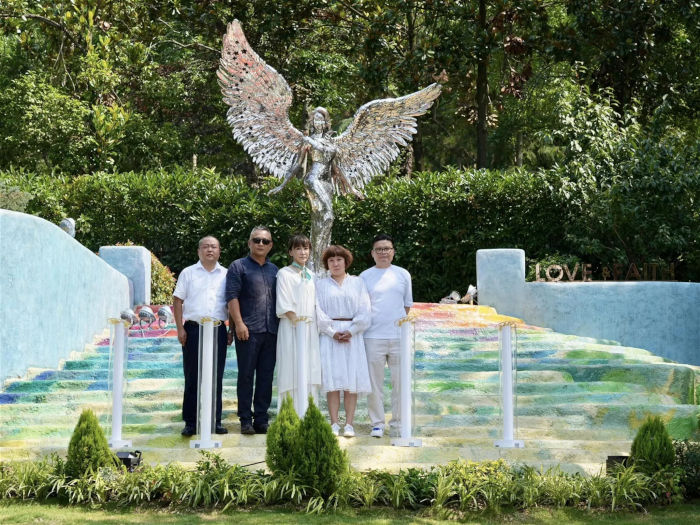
[315,245,372,437]
[275,234,322,415]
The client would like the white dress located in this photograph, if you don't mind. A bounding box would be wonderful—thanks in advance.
[275,266,322,410]
[315,275,372,394]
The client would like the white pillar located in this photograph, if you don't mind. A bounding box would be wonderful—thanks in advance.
[495,323,524,448]
[109,318,132,448]
[294,316,310,417]
[191,318,222,449]
[391,316,421,447]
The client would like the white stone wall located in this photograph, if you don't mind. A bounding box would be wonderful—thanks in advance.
[0,210,130,383]
[477,248,700,365]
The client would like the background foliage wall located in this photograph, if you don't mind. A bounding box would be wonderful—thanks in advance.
[3,158,698,301]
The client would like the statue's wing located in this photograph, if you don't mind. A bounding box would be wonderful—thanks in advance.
[217,20,304,178]
[333,83,442,190]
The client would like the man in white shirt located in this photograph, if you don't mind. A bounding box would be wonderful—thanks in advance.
[360,234,413,438]
[173,236,233,437]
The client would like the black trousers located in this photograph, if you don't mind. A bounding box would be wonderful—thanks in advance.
[234,332,277,425]
[182,322,228,427]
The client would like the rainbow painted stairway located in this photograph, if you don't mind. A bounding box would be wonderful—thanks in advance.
[1,304,698,473]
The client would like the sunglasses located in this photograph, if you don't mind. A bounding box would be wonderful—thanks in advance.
[252,237,272,245]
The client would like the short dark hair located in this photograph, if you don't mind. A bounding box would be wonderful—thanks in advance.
[287,233,311,252]
[322,245,353,270]
[372,233,394,248]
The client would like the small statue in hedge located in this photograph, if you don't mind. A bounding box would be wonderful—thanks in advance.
[65,409,119,478]
[218,20,442,271]
[630,415,675,475]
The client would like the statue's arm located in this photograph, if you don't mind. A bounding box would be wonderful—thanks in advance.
[267,147,306,195]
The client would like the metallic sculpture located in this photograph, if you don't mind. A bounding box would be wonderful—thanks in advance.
[120,308,139,326]
[157,306,174,328]
[218,20,441,271]
[59,218,76,238]
[138,306,156,330]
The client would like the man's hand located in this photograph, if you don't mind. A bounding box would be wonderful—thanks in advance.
[177,326,187,346]
[235,322,250,341]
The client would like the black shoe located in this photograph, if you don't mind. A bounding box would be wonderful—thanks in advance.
[215,425,228,435]
[241,423,255,435]
[254,423,269,434]
[181,425,195,437]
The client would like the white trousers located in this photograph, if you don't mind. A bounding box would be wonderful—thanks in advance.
[364,338,401,429]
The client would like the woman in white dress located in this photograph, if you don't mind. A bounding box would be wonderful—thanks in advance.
[316,245,372,437]
[275,234,322,416]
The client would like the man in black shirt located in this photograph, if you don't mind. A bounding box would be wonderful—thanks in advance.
[226,226,279,434]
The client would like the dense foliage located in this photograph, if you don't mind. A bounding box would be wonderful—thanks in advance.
[2,136,698,300]
[674,440,700,499]
[266,396,348,498]
[631,416,676,476]
[0,1,697,175]
[266,394,301,476]
[0,452,687,512]
[64,409,118,479]
[292,398,349,498]
[1,1,698,294]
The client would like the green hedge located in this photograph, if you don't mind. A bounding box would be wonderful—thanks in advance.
[2,164,698,301]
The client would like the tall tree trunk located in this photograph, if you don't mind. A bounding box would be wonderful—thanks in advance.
[476,0,488,169]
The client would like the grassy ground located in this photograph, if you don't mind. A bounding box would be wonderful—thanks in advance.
[2,501,700,524]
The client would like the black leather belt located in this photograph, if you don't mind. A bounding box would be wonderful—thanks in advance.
[332,318,353,321]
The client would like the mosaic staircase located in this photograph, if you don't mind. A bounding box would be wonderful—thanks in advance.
[1,303,698,474]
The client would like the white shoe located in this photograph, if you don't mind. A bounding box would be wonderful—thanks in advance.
[370,426,384,438]
[343,424,355,438]
[331,423,340,436]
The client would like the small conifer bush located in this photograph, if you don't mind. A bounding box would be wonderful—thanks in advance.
[266,394,301,475]
[630,415,675,475]
[65,409,118,478]
[292,397,348,497]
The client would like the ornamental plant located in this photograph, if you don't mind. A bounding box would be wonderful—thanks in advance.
[630,415,675,475]
[265,394,301,476]
[292,397,348,497]
[65,409,118,479]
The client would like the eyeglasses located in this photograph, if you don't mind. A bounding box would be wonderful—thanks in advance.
[252,237,272,245]
[373,247,394,254]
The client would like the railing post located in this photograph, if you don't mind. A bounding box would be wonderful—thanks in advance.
[108,318,132,448]
[391,315,421,447]
[495,323,524,448]
[191,318,222,449]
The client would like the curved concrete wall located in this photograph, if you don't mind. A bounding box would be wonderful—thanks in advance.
[477,249,700,366]
[0,210,129,383]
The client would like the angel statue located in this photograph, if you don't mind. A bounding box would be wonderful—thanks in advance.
[218,20,442,271]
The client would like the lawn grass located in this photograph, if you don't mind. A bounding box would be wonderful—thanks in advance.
[2,500,700,524]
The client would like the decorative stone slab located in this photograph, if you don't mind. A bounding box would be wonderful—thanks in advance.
[99,246,151,306]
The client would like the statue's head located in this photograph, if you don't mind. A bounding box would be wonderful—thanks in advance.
[309,107,331,134]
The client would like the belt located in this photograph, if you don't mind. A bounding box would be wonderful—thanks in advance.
[184,320,225,327]
[332,318,353,321]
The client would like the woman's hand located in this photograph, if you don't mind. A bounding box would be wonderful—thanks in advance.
[333,330,352,342]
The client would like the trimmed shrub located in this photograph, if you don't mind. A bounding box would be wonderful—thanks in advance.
[150,252,176,305]
[3,161,699,298]
[266,394,301,476]
[630,416,675,475]
[65,409,118,479]
[292,398,348,497]
[674,439,700,499]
